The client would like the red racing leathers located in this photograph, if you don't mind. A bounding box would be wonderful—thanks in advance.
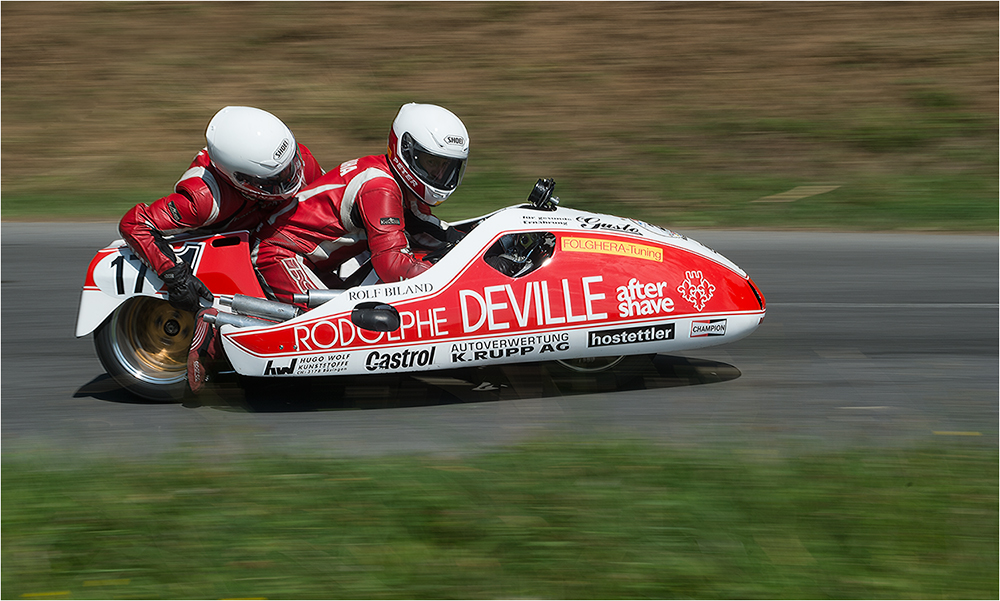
[119,144,324,276]
[253,154,453,304]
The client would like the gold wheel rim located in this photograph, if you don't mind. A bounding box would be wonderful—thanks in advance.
[114,298,195,383]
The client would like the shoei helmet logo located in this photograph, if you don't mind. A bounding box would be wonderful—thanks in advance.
[273,139,290,160]
[444,135,465,146]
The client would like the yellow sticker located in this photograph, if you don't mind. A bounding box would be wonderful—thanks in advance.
[561,237,662,262]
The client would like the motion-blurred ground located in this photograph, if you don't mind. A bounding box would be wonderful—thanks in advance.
[2,2,997,229]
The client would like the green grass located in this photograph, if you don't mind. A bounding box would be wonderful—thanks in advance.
[2,3,997,231]
[4,165,996,233]
[4,440,997,599]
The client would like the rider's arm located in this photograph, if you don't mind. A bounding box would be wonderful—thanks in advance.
[119,187,216,312]
[405,198,464,246]
[119,149,230,275]
[118,189,214,276]
[355,183,431,282]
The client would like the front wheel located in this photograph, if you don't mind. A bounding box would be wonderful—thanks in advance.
[94,297,194,401]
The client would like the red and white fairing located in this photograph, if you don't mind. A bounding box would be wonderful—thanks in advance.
[75,231,265,337]
[219,206,765,377]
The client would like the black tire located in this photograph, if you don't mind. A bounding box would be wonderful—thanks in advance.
[555,356,626,373]
[93,297,194,402]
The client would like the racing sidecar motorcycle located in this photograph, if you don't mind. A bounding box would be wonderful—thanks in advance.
[76,179,766,401]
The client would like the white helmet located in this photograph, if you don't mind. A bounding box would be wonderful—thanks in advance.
[206,106,305,202]
[387,103,469,206]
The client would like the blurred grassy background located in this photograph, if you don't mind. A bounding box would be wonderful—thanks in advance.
[2,2,997,230]
[4,441,997,599]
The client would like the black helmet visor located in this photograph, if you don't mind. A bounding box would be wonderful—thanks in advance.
[401,133,465,191]
[234,150,304,197]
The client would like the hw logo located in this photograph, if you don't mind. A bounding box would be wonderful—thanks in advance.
[265,358,297,375]
[677,270,715,312]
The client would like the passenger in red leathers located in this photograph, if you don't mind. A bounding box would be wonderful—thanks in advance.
[120,106,323,302]
[254,103,469,305]
[118,106,324,393]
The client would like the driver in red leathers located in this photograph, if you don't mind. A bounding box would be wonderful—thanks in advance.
[253,103,468,305]
[118,106,324,393]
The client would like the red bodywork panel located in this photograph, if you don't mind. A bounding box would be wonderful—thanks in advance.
[82,232,264,299]
[225,230,763,358]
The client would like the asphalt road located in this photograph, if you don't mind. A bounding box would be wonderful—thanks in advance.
[2,222,996,459]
